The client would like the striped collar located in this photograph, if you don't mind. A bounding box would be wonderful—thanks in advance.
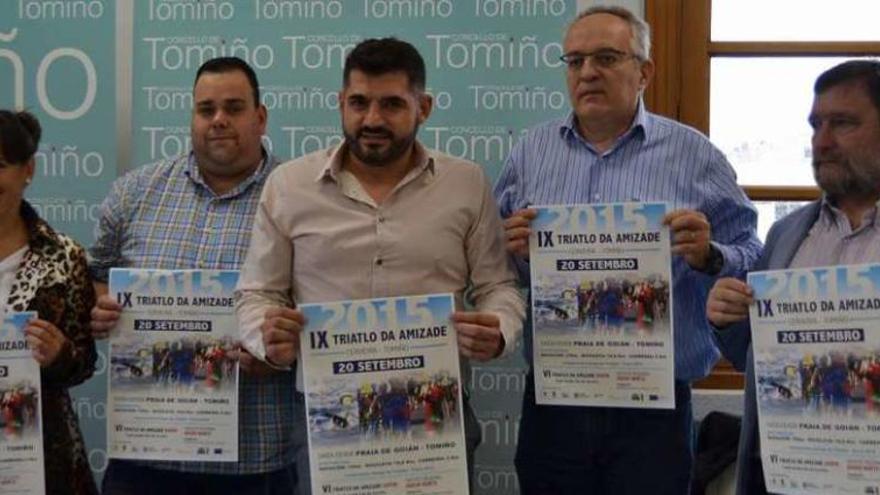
[559,98,651,155]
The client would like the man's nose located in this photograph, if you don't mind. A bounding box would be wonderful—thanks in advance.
[812,124,835,154]
[363,102,383,126]
[211,109,230,127]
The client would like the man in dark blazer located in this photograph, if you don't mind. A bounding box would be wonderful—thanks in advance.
[706,59,880,495]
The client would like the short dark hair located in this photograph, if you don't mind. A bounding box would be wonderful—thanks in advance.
[815,60,880,117]
[0,110,41,165]
[343,38,426,91]
[194,57,261,106]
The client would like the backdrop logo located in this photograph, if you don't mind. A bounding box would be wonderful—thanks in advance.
[17,0,104,20]
[425,126,524,163]
[362,0,453,18]
[254,0,344,20]
[470,366,527,393]
[478,411,520,446]
[143,126,190,160]
[470,85,566,111]
[30,197,101,223]
[425,86,453,110]
[0,29,97,119]
[142,85,332,112]
[427,34,563,69]
[475,465,520,492]
[88,447,108,473]
[35,145,105,178]
[142,86,191,111]
[281,126,343,157]
[148,0,235,22]
[144,36,276,71]
[474,0,566,17]
[74,396,107,421]
[262,86,338,111]
[283,34,360,69]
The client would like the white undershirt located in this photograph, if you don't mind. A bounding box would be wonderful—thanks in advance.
[0,246,28,315]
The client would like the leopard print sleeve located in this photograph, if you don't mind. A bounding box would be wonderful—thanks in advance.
[41,238,97,388]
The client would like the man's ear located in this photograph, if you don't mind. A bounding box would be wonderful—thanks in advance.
[417,92,434,124]
[639,59,655,91]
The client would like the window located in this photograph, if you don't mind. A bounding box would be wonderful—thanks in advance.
[645,0,880,389]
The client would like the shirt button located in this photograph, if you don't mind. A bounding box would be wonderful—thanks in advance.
[376,258,383,266]
[593,194,601,201]
[378,216,385,223]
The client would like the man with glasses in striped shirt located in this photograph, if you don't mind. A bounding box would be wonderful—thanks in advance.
[495,6,761,494]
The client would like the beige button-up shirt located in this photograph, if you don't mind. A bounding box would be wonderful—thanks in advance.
[235,142,525,390]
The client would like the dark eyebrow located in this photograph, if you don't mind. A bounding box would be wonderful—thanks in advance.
[810,111,859,122]
[195,97,247,106]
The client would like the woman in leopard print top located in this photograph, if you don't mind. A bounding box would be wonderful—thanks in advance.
[0,110,98,495]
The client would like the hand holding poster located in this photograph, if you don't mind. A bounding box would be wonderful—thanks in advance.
[107,268,239,462]
[750,264,880,495]
[529,202,675,408]
[0,311,44,495]
[300,293,469,495]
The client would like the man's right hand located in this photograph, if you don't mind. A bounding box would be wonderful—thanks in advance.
[706,277,753,328]
[229,345,278,377]
[90,294,122,339]
[261,307,305,367]
[503,208,537,259]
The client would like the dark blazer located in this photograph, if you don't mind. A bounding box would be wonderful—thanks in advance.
[6,202,98,495]
[712,200,822,495]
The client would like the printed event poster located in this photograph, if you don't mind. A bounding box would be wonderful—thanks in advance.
[750,264,880,495]
[107,269,239,462]
[0,312,44,495]
[300,294,469,495]
[529,202,675,408]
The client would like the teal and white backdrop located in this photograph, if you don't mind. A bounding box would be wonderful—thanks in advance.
[0,1,641,492]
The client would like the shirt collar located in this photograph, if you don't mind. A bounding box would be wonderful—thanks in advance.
[315,140,436,183]
[818,195,880,232]
[559,98,651,153]
[185,149,270,198]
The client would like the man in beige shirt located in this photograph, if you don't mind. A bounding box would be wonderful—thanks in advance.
[235,37,525,485]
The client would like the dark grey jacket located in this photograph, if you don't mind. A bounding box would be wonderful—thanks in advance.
[712,201,822,495]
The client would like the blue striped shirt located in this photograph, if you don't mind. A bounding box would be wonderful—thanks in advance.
[89,151,299,474]
[494,104,762,381]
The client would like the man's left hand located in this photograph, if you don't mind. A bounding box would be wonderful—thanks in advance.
[663,209,712,271]
[451,311,504,361]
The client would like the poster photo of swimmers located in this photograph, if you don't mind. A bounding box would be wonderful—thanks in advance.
[300,293,469,495]
[0,311,45,495]
[107,268,239,462]
[307,371,461,446]
[750,264,880,495]
[529,203,675,409]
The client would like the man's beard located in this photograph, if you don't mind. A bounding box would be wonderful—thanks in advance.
[344,125,418,167]
[813,150,880,200]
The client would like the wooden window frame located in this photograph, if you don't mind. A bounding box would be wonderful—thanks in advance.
[645,0,880,389]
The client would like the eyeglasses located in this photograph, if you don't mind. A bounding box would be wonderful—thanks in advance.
[560,49,638,70]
